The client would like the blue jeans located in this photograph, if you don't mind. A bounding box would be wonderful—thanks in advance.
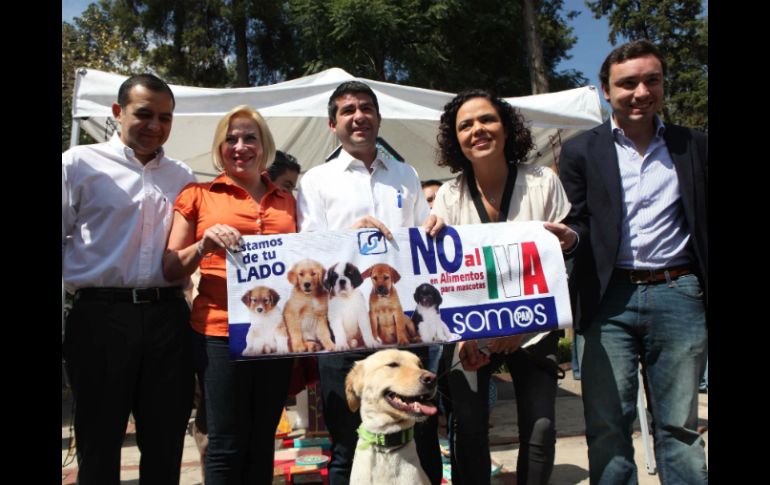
[581,272,707,485]
[571,333,584,380]
[191,331,293,485]
[427,344,443,373]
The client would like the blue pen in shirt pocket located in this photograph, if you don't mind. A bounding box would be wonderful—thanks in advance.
[397,189,402,208]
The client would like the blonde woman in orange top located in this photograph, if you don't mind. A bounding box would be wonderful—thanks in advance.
[163,105,296,485]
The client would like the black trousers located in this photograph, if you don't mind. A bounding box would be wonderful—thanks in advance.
[318,347,442,485]
[444,332,558,485]
[63,297,194,485]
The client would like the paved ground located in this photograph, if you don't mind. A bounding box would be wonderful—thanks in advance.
[61,368,708,484]
[487,371,708,484]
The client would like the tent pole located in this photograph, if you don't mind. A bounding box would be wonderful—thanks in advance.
[70,119,80,149]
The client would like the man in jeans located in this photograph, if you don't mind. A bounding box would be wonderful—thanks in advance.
[559,40,708,484]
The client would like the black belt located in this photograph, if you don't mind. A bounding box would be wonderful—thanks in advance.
[74,287,185,304]
[614,266,693,285]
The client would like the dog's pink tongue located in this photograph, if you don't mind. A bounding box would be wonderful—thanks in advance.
[413,400,438,416]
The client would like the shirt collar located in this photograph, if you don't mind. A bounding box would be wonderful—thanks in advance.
[209,171,286,198]
[108,132,165,166]
[334,146,390,173]
[610,114,666,140]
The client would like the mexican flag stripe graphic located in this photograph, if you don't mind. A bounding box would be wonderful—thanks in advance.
[483,246,498,300]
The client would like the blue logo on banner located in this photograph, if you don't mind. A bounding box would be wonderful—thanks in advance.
[358,230,387,255]
[439,296,559,338]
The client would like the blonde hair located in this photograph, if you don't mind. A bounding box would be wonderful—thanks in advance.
[211,105,276,173]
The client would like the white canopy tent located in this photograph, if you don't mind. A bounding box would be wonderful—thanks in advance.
[70,67,602,181]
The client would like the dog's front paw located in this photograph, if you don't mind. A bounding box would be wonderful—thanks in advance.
[322,341,336,352]
[335,341,351,351]
[290,341,308,353]
[306,342,321,352]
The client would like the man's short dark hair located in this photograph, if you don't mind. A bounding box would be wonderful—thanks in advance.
[267,150,301,180]
[327,81,380,124]
[599,40,667,89]
[421,179,443,189]
[117,73,176,109]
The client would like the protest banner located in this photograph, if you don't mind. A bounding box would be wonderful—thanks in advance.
[226,221,572,360]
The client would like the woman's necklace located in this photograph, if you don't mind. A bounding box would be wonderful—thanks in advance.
[477,184,501,204]
[467,162,517,224]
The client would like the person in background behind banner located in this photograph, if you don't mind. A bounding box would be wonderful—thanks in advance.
[62,73,196,485]
[421,179,443,209]
[268,150,302,193]
[163,105,296,485]
[431,89,577,485]
[559,39,708,484]
[297,80,444,485]
[420,179,445,376]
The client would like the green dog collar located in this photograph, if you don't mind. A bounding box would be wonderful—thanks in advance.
[356,424,414,450]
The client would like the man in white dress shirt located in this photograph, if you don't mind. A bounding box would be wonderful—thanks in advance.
[62,74,196,485]
[297,81,442,485]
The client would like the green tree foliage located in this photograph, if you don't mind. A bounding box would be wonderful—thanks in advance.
[105,0,294,87]
[288,0,415,81]
[63,0,297,149]
[63,0,591,149]
[112,0,234,87]
[587,0,708,129]
[62,0,144,150]
[288,0,587,95]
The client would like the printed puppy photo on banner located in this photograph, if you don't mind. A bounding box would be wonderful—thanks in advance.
[225,221,572,361]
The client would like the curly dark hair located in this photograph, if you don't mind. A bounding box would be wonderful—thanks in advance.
[436,89,533,174]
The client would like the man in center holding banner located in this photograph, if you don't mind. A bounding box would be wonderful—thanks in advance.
[296,81,445,485]
[220,82,575,484]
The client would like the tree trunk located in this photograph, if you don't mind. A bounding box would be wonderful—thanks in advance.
[522,0,549,94]
[232,0,250,87]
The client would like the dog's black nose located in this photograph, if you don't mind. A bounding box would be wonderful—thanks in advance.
[339,280,346,288]
[420,372,437,387]
[257,308,263,313]
[303,282,311,289]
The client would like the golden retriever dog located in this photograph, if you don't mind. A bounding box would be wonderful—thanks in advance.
[283,259,335,352]
[240,286,288,355]
[345,349,437,485]
[362,263,421,346]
